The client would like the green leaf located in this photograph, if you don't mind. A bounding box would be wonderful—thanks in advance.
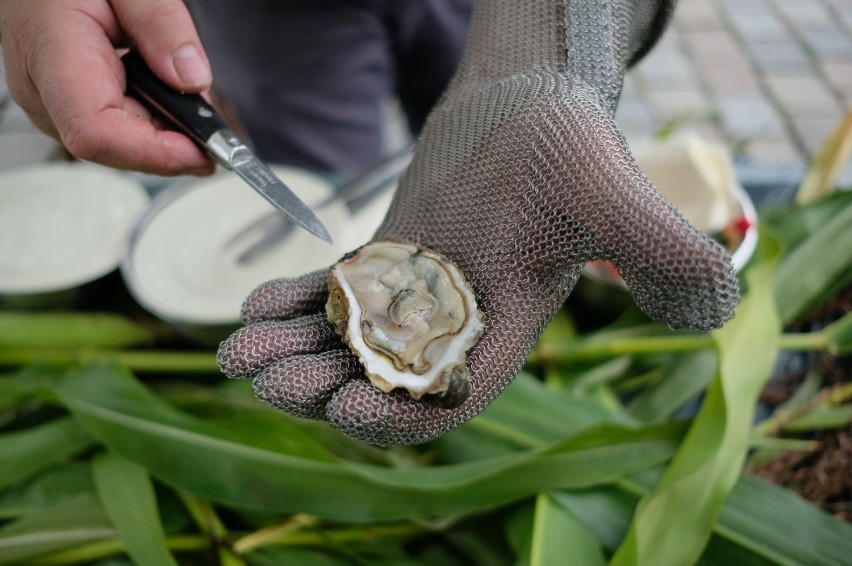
[621,469,852,566]
[772,198,852,324]
[549,488,635,552]
[627,351,717,422]
[245,547,352,566]
[563,356,633,396]
[824,311,852,355]
[505,504,534,566]
[708,474,852,566]
[0,365,63,412]
[612,262,781,566]
[0,417,95,490]
[783,404,852,431]
[0,463,94,519]
[92,451,178,566]
[432,372,628,463]
[0,494,114,565]
[465,371,630,447]
[0,312,153,349]
[529,493,606,566]
[52,363,680,522]
[762,192,852,250]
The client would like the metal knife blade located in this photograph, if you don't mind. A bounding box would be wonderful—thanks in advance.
[121,51,333,244]
[231,152,334,244]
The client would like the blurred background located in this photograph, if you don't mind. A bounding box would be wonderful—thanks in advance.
[3,0,852,186]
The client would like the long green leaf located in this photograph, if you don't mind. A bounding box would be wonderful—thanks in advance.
[0,417,94,490]
[627,351,717,422]
[550,488,635,552]
[824,311,852,355]
[0,463,94,519]
[772,198,852,324]
[0,365,63,412]
[611,262,781,566]
[710,474,852,566]
[0,494,114,565]
[625,468,852,566]
[529,493,606,566]
[467,371,629,446]
[557,468,852,566]
[432,371,626,463]
[92,451,178,566]
[0,312,153,349]
[53,363,680,522]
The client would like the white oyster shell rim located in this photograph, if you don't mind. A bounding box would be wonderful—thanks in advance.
[329,241,484,398]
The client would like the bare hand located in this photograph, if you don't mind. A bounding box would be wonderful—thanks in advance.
[0,0,216,175]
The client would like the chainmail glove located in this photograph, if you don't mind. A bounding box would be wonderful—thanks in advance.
[218,0,740,446]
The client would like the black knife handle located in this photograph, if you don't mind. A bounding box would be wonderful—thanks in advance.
[121,50,227,147]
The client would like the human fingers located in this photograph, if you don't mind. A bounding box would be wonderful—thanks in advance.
[252,350,363,420]
[240,270,330,324]
[0,0,214,175]
[217,314,342,378]
[568,104,739,330]
[109,0,211,92]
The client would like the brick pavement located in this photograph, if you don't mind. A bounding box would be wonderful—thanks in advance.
[619,0,852,183]
[1,0,851,184]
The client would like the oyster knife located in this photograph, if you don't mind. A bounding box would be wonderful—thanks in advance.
[121,51,332,244]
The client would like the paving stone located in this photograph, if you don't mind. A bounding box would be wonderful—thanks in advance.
[820,61,852,98]
[726,11,790,42]
[633,53,701,90]
[645,88,713,122]
[765,74,844,117]
[745,42,813,74]
[673,0,725,30]
[620,74,641,100]
[697,64,762,96]
[717,0,775,18]
[666,119,728,145]
[798,29,852,59]
[772,1,836,31]
[715,95,788,139]
[743,139,806,165]
[791,115,847,156]
[840,13,852,34]
[683,29,751,65]
[614,98,656,137]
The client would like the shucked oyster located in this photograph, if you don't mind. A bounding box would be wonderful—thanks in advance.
[326,241,484,408]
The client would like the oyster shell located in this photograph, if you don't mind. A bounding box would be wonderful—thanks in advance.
[326,241,484,407]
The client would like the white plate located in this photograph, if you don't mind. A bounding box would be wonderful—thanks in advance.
[0,163,149,294]
[124,166,352,324]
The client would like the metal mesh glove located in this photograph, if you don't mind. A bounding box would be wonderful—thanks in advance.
[218,0,740,445]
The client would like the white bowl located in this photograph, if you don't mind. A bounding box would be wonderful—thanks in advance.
[122,166,354,330]
[0,162,149,301]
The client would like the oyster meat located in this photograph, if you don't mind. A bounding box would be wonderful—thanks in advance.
[326,241,484,407]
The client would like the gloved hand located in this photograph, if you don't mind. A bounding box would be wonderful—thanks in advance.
[218,0,740,446]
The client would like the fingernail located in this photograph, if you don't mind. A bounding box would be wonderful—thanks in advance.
[172,44,211,89]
